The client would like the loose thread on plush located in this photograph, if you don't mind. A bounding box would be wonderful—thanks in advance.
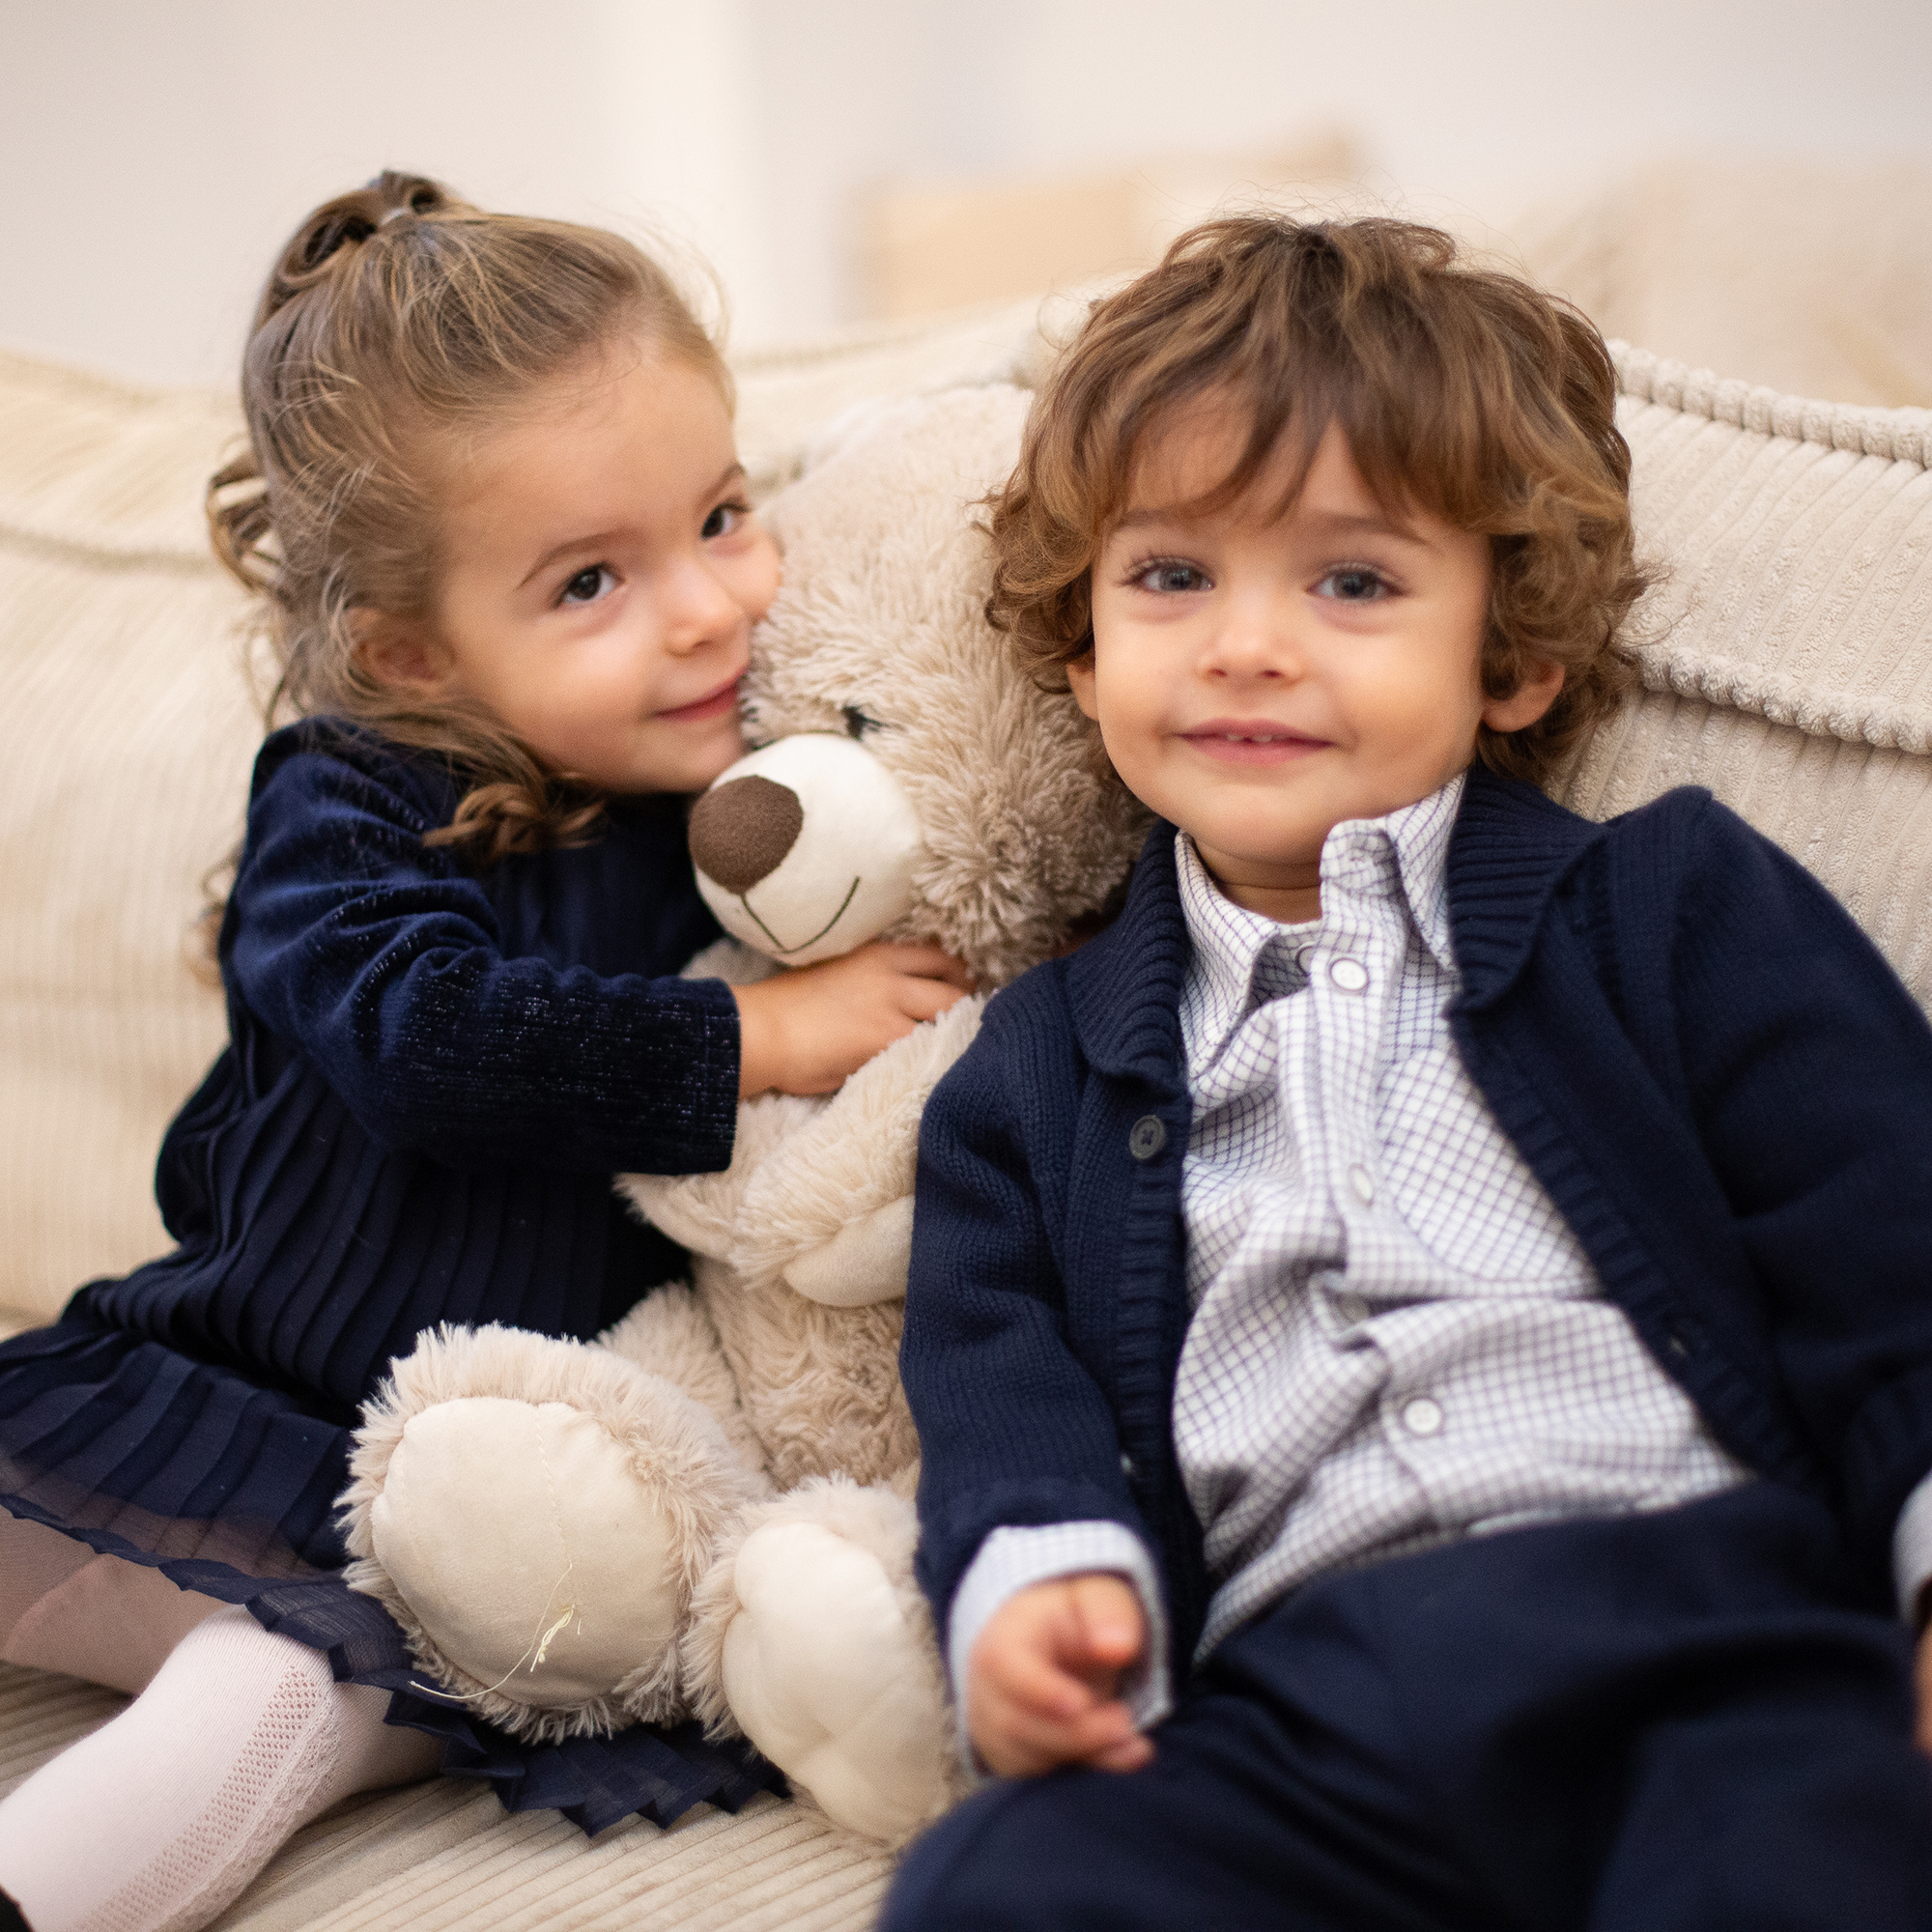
[404,1556,581,1705]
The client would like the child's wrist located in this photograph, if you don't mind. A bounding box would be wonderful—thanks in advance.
[732,980,785,1096]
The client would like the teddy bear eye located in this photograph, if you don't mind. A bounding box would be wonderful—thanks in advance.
[842,706,883,741]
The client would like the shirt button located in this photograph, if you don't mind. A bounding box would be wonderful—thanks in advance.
[1295,943,1319,972]
[1402,1397,1445,1437]
[1128,1115,1167,1160]
[1328,958,1369,992]
[1347,1163,1376,1206]
[1334,1291,1370,1324]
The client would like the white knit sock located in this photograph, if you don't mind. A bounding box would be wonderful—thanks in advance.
[0,1606,438,1932]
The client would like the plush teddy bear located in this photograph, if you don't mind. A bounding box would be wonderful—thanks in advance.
[335,384,1147,1841]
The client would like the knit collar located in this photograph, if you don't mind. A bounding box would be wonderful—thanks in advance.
[1445,764,1606,1011]
[1173,772,1464,1068]
[1066,763,1603,1075]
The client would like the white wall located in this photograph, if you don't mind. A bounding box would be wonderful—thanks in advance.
[3,0,1929,386]
[0,0,774,384]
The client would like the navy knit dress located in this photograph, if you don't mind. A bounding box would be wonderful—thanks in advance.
[0,721,780,1832]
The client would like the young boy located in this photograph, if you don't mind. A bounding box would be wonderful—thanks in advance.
[886,217,1932,1929]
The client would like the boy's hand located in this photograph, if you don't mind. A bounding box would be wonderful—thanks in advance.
[967,1573,1153,1778]
[734,942,972,1096]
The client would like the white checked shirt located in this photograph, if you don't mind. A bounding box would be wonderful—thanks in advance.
[950,778,1932,1728]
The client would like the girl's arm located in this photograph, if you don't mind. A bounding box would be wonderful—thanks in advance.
[227,734,738,1174]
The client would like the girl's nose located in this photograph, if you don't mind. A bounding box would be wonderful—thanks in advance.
[660,556,744,653]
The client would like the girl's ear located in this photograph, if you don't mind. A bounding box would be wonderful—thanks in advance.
[1482,657,1564,734]
[355,611,452,696]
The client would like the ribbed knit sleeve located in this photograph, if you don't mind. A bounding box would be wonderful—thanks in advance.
[225,730,739,1176]
[903,998,1157,1639]
[1664,796,1932,1557]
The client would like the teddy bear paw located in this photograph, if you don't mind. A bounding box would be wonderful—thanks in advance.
[340,1321,764,1743]
[715,1514,953,1842]
[365,1396,690,1730]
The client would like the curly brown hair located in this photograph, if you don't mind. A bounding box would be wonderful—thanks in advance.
[986,215,1646,787]
[208,169,728,864]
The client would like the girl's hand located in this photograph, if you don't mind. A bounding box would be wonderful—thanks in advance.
[967,1573,1152,1778]
[733,942,973,1096]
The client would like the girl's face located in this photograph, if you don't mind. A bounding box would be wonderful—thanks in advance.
[369,341,780,795]
[1070,409,1559,922]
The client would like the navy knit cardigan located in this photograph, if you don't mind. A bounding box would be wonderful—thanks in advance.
[900,767,1932,1684]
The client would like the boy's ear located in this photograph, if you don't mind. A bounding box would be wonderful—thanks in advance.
[1482,657,1565,734]
[1065,650,1099,721]
[355,610,453,696]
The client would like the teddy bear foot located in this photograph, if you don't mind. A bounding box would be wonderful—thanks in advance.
[683,1477,959,1843]
[340,1321,765,1743]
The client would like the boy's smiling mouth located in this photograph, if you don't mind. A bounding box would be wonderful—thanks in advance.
[1179,718,1328,764]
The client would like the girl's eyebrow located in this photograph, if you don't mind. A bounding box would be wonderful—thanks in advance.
[516,463,749,588]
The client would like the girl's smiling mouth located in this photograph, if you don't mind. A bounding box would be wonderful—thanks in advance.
[656,672,744,724]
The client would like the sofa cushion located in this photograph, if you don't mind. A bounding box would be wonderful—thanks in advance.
[1563,347,1932,1009]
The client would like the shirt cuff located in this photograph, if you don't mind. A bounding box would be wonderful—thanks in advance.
[947,1520,1174,1771]
[1891,1470,1932,1625]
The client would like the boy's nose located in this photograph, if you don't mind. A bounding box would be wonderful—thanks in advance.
[1205,611,1296,677]
[689,774,803,893]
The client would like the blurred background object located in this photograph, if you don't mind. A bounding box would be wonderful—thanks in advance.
[3,0,1929,400]
[860,129,1359,318]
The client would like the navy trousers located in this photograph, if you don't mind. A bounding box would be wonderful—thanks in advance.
[885,1484,1932,1930]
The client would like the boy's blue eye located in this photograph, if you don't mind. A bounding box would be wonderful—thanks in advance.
[701,501,746,540]
[1317,568,1387,601]
[560,564,616,606]
[1134,560,1208,594]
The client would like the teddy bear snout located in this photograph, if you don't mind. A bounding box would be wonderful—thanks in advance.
[690,775,805,895]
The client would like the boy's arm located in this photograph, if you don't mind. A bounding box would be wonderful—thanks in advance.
[1670,799,1932,1577]
[902,1004,1176,1690]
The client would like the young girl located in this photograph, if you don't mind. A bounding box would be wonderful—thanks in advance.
[0,171,968,1932]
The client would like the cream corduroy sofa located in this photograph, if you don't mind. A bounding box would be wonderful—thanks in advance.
[2,281,1931,1927]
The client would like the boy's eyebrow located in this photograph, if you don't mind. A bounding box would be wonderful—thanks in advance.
[517,463,748,587]
[1111,503,1431,546]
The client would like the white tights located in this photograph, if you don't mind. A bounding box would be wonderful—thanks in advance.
[0,1516,440,1932]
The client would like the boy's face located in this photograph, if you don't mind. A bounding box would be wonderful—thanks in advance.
[1070,412,1557,919]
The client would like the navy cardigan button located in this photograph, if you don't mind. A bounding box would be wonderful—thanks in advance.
[1128,1115,1167,1160]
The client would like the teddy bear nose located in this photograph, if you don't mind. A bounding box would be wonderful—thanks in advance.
[689,774,806,895]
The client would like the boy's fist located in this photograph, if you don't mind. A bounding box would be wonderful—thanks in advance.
[966,1572,1153,1778]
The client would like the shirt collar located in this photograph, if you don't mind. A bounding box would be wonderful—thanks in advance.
[1175,770,1465,1065]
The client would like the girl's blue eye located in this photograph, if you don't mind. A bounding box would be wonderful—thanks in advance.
[1317,568,1388,602]
[701,501,746,541]
[1133,559,1208,594]
[560,564,616,607]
